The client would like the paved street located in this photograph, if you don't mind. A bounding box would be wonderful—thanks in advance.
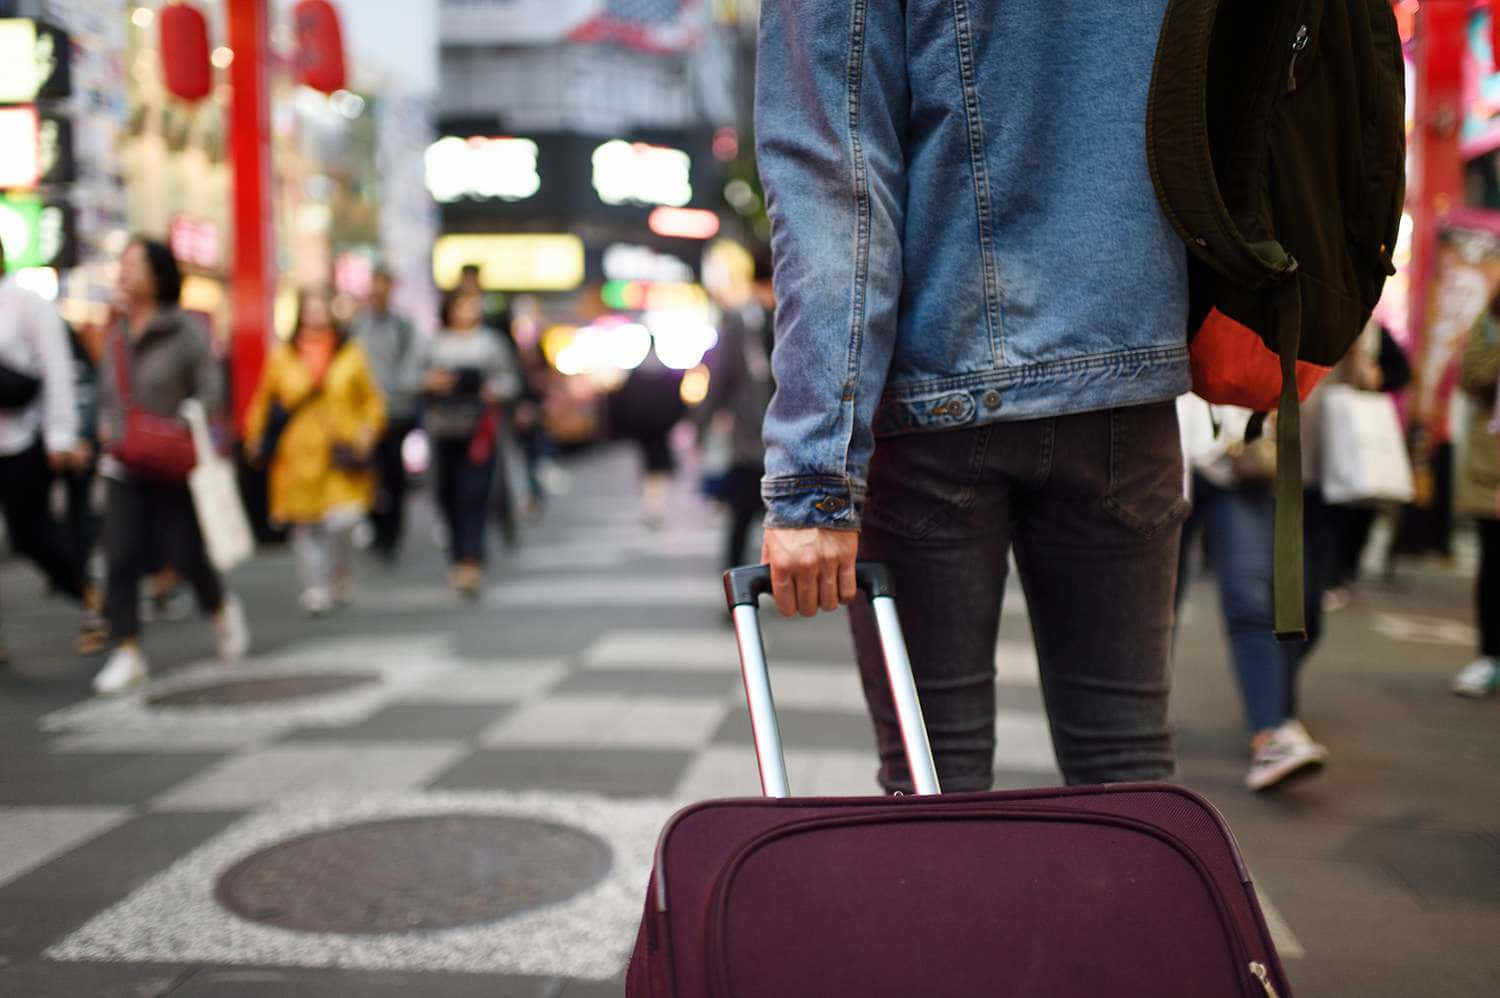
[0,446,1497,996]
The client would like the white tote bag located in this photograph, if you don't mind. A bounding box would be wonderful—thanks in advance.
[180,400,255,572]
[1319,384,1415,505]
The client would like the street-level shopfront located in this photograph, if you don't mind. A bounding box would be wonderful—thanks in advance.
[428,123,734,443]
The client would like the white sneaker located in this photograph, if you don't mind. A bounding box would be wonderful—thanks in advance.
[93,645,148,696]
[213,595,250,661]
[1453,658,1499,698]
[1247,727,1326,791]
[300,588,333,617]
[1277,719,1330,762]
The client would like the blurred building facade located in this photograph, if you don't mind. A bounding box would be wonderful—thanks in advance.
[0,0,436,371]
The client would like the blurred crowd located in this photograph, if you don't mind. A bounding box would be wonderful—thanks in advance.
[0,230,767,696]
[1,230,1497,794]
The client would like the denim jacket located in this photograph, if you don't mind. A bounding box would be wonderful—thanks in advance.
[755,0,1191,529]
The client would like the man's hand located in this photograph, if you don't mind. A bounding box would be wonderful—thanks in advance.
[761,527,859,618]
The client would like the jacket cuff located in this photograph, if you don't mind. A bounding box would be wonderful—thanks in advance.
[761,475,864,530]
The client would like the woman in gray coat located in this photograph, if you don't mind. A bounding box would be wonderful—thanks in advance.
[92,239,249,694]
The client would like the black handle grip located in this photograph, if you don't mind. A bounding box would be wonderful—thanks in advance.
[723,562,893,609]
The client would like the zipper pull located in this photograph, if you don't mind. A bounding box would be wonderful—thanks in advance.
[1286,24,1309,93]
[1250,961,1281,998]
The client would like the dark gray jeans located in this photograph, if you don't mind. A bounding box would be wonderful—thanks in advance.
[850,401,1188,792]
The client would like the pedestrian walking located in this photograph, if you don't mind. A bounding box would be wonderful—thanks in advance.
[0,240,107,663]
[246,287,386,616]
[695,271,774,572]
[420,290,520,598]
[1320,319,1412,606]
[456,265,533,544]
[93,239,248,694]
[754,2,1195,790]
[349,266,421,563]
[611,351,686,531]
[1453,297,1500,698]
[1177,397,1331,790]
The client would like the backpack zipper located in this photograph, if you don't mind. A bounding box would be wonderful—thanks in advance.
[1250,960,1280,997]
[1286,23,1309,93]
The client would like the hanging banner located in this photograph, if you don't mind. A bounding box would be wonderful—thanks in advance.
[438,0,605,45]
[1415,224,1500,441]
[568,0,705,53]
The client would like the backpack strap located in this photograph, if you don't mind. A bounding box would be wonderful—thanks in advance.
[1272,279,1307,641]
[1149,0,1288,292]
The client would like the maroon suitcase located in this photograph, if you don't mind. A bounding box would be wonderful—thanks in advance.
[626,564,1293,998]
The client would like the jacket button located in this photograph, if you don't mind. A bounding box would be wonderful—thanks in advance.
[815,496,847,514]
[982,390,1001,409]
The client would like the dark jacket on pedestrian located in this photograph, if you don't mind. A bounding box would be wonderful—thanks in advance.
[695,303,773,467]
[98,308,222,475]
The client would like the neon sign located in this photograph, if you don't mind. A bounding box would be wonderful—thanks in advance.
[591,140,692,208]
[0,20,69,103]
[425,136,541,203]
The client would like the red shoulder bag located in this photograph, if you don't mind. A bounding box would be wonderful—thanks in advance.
[111,328,198,481]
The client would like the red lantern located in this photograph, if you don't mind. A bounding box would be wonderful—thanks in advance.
[1492,0,1500,71]
[292,0,347,94]
[159,3,213,102]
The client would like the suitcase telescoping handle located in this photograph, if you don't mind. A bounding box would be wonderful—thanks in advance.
[723,563,941,798]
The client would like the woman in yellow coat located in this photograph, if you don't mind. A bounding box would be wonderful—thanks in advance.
[247,288,385,615]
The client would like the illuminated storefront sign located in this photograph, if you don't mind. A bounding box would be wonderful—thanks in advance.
[0,19,70,103]
[0,107,40,189]
[36,112,72,185]
[591,140,692,208]
[602,243,693,282]
[0,194,75,269]
[649,206,720,240]
[432,233,584,291]
[425,136,541,203]
[0,107,74,190]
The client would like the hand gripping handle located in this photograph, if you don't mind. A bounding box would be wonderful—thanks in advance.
[722,563,940,798]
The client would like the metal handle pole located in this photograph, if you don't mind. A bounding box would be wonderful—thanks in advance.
[721,563,941,799]
[870,595,941,796]
[730,603,791,798]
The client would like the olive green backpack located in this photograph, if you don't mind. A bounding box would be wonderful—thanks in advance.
[1147,0,1407,638]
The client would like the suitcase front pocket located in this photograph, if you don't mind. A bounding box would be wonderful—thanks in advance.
[703,807,1266,998]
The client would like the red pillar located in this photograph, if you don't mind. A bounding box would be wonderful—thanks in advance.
[1406,0,1467,426]
[227,0,273,435]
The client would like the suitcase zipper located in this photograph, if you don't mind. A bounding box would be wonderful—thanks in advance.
[1250,960,1280,997]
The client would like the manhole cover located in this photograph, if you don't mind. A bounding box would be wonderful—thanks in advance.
[215,815,612,933]
[149,673,380,707]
